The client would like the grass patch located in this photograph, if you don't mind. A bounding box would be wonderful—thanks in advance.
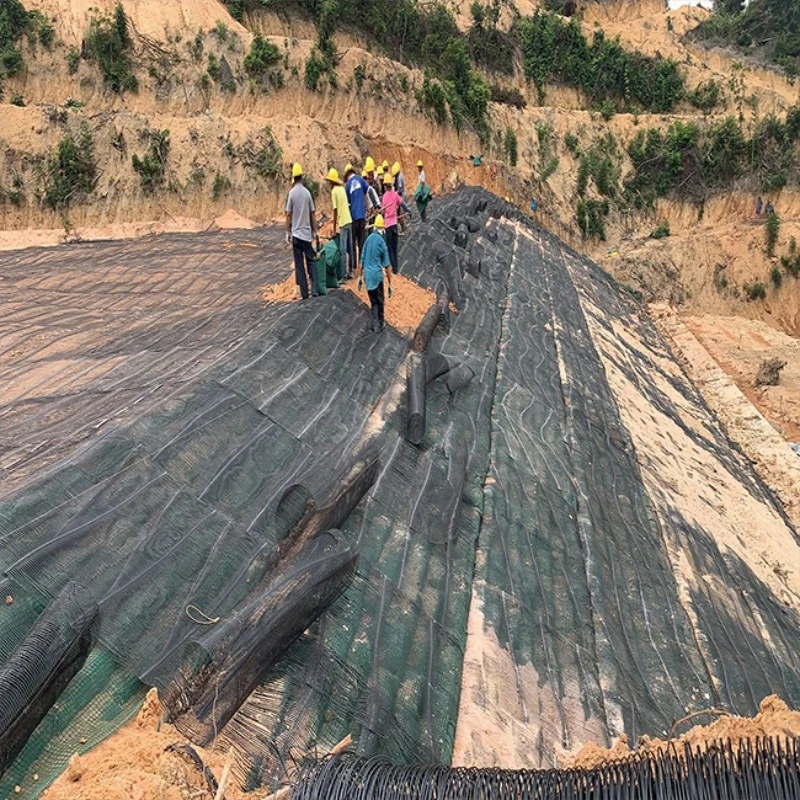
[84,3,138,93]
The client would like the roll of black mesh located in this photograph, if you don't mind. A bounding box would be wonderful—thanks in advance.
[166,529,358,746]
[0,582,97,776]
[405,354,427,446]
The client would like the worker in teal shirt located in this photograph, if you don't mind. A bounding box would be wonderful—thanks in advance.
[357,214,393,333]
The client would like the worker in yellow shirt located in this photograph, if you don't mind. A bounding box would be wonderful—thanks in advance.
[327,167,354,280]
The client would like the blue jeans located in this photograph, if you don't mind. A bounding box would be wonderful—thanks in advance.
[292,236,318,298]
[338,224,353,279]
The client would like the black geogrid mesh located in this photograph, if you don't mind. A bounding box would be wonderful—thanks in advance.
[0,191,799,797]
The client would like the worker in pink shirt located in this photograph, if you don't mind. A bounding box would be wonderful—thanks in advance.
[381,173,402,273]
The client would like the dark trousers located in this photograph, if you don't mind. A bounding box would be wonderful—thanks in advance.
[353,218,365,264]
[385,225,399,273]
[367,280,385,332]
[292,236,318,299]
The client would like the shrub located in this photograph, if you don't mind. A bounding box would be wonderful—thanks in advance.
[564,132,579,155]
[765,211,780,257]
[650,221,671,239]
[42,124,98,209]
[467,1,516,75]
[10,93,24,106]
[212,172,231,200]
[0,0,28,87]
[417,74,449,125]
[248,127,283,179]
[188,32,204,62]
[577,133,620,198]
[504,127,518,166]
[688,79,722,113]
[354,63,366,91]
[743,281,766,301]
[303,176,320,200]
[132,129,170,193]
[304,50,326,91]
[66,45,81,74]
[519,11,685,113]
[244,34,281,82]
[576,198,609,240]
[770,266,783,288]
[84,3,138,93]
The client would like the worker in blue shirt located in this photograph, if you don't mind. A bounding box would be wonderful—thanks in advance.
[345,164,370,266]
[357,215,393,333]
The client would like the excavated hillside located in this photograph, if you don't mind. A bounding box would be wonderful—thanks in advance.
[1,0,800,796]
[2,0,800,446]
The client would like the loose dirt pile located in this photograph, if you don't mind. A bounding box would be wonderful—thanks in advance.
[262,269,435,332]
[570,695,800,769]
[44,690,259,800]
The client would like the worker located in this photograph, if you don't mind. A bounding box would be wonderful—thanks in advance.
[375,165,385,198]
[381,172,402,273]
[365,155,376,180]
[414,181,432,221]
[381,159,390,173]
[327,167,354,281]
[417,159,426,187]
[363,168,381,218]
[346,163,370,265]
[285,163,318,300]
[392,161,412,230]
[356,214,392,334]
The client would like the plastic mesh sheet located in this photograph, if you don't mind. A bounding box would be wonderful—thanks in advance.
[1,192,799,796]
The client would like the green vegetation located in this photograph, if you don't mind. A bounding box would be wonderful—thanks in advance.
[650,221,671,239]
[273,0,489,134]
[770,265,783,288]
[132,130,170,193]
[85,3,138,93]
[28,11,54,49]
[503,127,518,167]
[765,211,780,257]
[212,172,231,200]
[688,79,722,113]
[0,0,29,96]
[467,0,515,75]
[244,33,281,85]
[519,11,684,111]
[66,45,80,74]
[695,0,800,77]
[42,125,98,210]
[221,0,272,22]
[536,122,559,182]
[576,198,609,240]
[564,132,579,155]
[416,75,449,125]
[743,281,766,300]
[577,133,619,198]
[621,110,800,208]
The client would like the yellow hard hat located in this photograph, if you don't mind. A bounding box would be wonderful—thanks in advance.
[374,214,385,229]
[345,162,353,174]
[391,161,400,176]
[292,163,303,178]
[383,172,393,186]
[417,160,424,168]
[377,166,384,175]
[382,160,389,170]
[326,167,342,184]
[365,156,375,172]
[504,196,510,202]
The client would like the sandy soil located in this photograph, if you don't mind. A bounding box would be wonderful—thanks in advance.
[571,694,800,768]
[262,261,436,332]
[682,313,800,442]
[654,308,800,531]
[43,690,261,800]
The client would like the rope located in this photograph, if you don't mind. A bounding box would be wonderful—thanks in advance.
[185,604,220,625]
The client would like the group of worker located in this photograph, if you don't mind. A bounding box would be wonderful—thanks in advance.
[284,157,430,333]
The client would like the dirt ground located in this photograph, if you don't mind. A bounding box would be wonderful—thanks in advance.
[40,689,800,798]
[43,690,263,800]
[570,694,800,768]
[263,264,436,333]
